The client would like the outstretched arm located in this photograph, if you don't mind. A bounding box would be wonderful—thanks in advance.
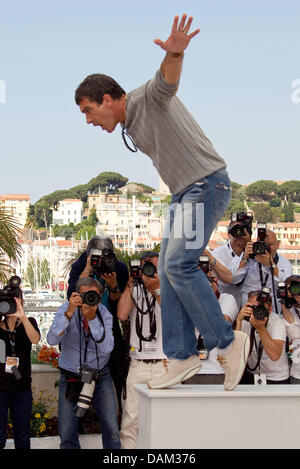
[154,14,200,85]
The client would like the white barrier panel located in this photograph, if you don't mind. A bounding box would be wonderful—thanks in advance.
[135,384,300,449]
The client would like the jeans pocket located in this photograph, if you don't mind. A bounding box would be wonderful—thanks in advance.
[214,182,231,220]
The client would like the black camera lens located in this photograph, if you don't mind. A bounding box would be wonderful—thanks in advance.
[252,241,267,255]
[0,297,17,315]
[229,224,246,239]
[252,304,268,321]
[142,261,157,278]
[8,276,22,288]
[81,290,101,306]
[289,281,300,297]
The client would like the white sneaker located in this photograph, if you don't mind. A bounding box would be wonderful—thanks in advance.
[217,330,250,391]
[148,355,202,389]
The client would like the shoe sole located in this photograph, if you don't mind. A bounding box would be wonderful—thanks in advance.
[224,333,250,391]
[148,363,202,390]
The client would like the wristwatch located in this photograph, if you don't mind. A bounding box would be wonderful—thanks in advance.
[210,258,217,269]
[109,285,120,293]
[154,288,161,297]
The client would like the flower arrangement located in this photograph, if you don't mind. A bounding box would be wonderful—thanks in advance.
[38,345,60,368]
[7,388,58,438]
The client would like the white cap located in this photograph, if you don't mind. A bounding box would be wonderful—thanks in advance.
[219,293,239,322]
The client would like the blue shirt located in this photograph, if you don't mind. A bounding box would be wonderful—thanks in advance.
[47,302,114,374]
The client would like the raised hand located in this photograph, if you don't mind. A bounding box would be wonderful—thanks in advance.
[154,14,200,54]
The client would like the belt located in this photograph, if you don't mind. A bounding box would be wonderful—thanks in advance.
[138,359,163,364]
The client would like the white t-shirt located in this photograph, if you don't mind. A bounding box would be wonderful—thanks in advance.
[241,311,289,381]
[284,307,300,379]
[197,293,238,375]
[212,242,244,309]
[129,285,167,360]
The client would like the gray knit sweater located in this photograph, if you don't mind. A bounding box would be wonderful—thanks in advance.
[125,70,226,195]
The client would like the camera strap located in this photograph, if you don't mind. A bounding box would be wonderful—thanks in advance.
[258,263,269,289]
[132,285,157,352]
[3,318,20,357]
[77,308,105,372]
[247,326,264,373]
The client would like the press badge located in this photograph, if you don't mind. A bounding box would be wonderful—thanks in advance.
[144,340,158,353]
[5,356,19,374]
[254,373,267,386]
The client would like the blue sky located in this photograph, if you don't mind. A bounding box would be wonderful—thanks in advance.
[0,0,299,203]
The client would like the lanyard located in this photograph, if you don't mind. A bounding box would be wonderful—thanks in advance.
[258,263,269,289]
[132,284,157,352]
[77,308,106,372]
[247,326,266,373]
[3,319,20,357]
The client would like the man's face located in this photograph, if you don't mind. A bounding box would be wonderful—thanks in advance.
[247,294,272,313]
[79,96,119,133]
[265,232,279,258]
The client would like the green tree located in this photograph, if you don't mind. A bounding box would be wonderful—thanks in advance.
[25,257,50,290]
[277,181,300,202]
[0,207,23,284]
[252,203,273,223]
[88,207,99,227]
[75,225,96,241]
[222,199,245,220]
[245,180,278,201]
[281,201,295,222]
[269,198,282,207]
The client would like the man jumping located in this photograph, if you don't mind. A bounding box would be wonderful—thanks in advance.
[75,14,250,391]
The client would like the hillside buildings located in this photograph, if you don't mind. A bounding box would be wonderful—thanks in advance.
[0,193,30,227]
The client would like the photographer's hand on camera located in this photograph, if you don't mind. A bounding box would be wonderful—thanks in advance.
[8,298,40,345]
[141,272,160,303]
[235,303,252,329]
[65,292,83,320]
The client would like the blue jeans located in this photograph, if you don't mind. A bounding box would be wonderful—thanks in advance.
[0,388,32,449]
[159,169,234,359]
[58,365,120,449]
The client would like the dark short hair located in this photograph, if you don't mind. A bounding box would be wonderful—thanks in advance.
[75,74,126,105]
[285,275,300,287]
[248,290,272,305]
[86,236,114,255]
[140,252,159,260]
[75,277,102,295]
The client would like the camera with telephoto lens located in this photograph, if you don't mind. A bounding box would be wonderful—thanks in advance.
[80,290,101,306]
[277,279,300,309]
[130,257,157,286]
[251,288,271,320]
[0,276,22,316]
[76,367,99,417]
[289,280,300,297]
[251,223,270,257]
[90,248,117,276]
[229,212,253,238]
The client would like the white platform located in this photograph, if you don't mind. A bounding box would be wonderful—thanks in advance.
[135,384,300,449]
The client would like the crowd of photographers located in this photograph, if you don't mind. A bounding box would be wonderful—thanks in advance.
[0,213,300,449]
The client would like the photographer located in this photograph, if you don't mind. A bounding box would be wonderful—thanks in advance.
[235,290,289,384]
[279,275,300,384]
[212,215,252,309]
[47,277,120,449]
[0,278,40,449]
[233,229,293,315]
[117,252,166,449]
[67,235,128,414]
